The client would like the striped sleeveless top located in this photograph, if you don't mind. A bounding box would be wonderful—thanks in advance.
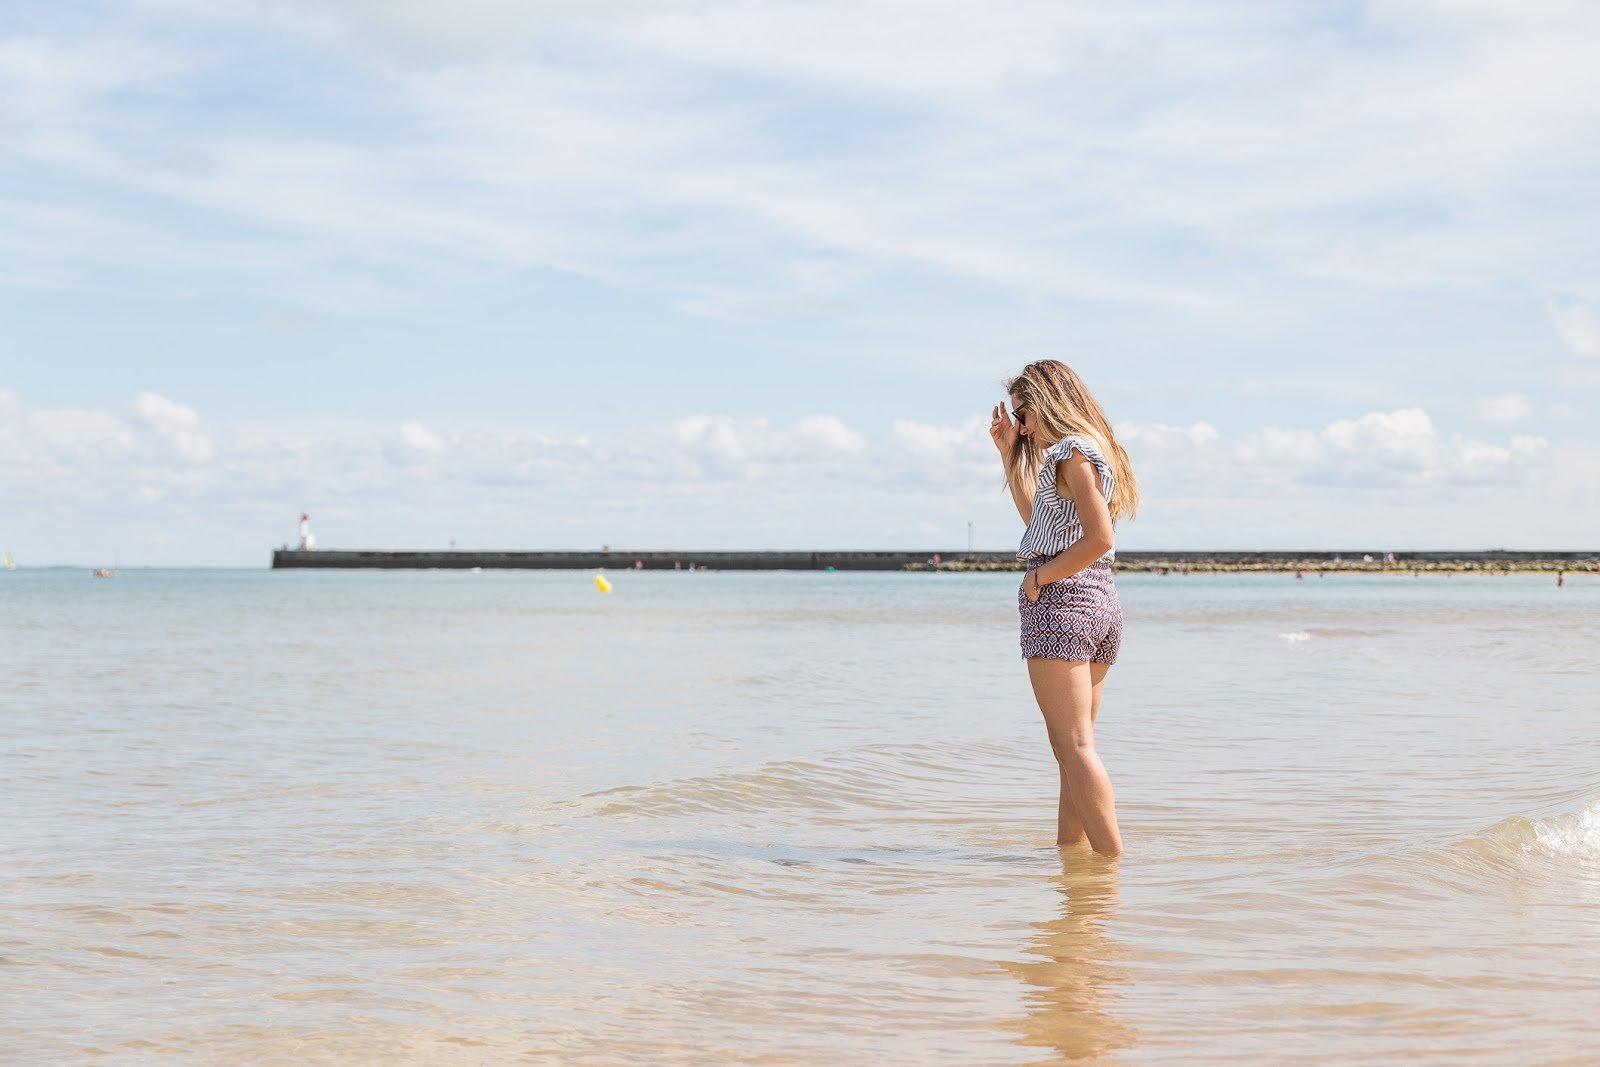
[1016,435,1117,562]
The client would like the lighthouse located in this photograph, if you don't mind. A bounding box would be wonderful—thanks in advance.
[297,513,317,551]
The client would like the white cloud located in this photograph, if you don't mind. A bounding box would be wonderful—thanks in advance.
[793,415,867,457]
[891,415,992,469]
[1549,402,1580,421]
[1323,407,1437,460]
[669,415,760,478]
[398,420,448,456]
[667,413,868,481]
[895,406,1548,497]
[1145,408,1550,490]
[1548,301,1600,357]
[1476,392,1533,425]
[134,391,215,463]
[0,389,1592,562]
[11,0,1600,318]
[0,33,187,123]
[1230,425,1325,469]
[27,408,138,457]
[266,0,650,64]
[1118,420,1219,453]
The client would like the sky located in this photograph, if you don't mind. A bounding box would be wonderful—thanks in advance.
[2,0,1598,565]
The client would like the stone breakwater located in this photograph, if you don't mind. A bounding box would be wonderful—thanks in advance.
[272,549,1598,573]
[274,549,958,571]
[915,556,1599,574]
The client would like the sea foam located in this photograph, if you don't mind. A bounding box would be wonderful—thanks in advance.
[1525,797,1600,862]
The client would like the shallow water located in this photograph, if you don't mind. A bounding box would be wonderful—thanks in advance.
[4,567,1598,1063]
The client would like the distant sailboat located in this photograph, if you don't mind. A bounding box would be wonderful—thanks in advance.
[3,551,13,570]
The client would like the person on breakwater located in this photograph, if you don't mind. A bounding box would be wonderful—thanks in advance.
[991,360,1140,856]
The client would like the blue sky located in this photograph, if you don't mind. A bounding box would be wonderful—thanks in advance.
[3,0,1598,565]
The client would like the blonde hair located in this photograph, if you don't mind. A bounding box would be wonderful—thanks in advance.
[1004,360,1140,521]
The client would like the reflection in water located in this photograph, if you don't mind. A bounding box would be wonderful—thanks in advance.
[1002,853,1135,1062]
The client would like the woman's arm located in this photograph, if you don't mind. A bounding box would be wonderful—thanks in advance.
[1028,452,1113,589]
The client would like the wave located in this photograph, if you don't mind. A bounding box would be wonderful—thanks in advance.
[577,741,1031,821]
[1456,797,1600,865]
[1515,797,1600,862]
[1416,796,1600,886]
[1276,626,1392,641]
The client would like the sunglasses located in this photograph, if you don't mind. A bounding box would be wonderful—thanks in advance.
[1011,406,1028,422]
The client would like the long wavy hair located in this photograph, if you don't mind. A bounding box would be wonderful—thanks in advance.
[1004,360,1140,521]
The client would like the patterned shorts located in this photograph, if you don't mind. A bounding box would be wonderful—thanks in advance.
[1019,558,1123,664]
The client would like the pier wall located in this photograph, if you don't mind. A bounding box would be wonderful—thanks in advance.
[271,549,1598,572]
[272,549,946,571]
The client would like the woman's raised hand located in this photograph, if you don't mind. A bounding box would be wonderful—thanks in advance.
[989,402,1019,454]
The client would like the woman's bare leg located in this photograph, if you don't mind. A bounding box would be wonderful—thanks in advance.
[1028,658,1121,856]
[1053,663,1111,847]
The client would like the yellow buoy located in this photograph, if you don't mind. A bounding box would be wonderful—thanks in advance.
[593,574,612,593]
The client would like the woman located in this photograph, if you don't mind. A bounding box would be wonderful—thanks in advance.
[990,360,1140,856]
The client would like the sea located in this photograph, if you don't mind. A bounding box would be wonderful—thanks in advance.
[4,567,1598,1064]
